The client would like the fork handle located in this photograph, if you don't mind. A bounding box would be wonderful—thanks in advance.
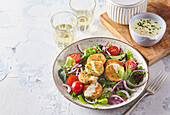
[123,92,149,115]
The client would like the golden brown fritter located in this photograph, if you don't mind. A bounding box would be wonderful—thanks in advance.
[83,82,102,99]
[87,54,106,64]
[78,70,98,84]
[85,61,104,76]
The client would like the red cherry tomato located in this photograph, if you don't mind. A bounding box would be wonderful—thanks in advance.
[70,53,81,63]
[71,81,83,94]
[125,60,137,71]
[107,46,119,56]
[68,75,79,86]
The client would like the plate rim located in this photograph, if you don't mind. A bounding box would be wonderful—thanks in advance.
[52,37,149,110]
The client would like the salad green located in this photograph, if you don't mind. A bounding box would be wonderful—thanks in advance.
[58,43,147,108]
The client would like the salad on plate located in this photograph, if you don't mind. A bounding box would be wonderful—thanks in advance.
[58,42,147,107]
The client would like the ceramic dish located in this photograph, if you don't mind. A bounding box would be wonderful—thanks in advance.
[129,12,167,46]
[52,37,149,109]
[107,0,147,25]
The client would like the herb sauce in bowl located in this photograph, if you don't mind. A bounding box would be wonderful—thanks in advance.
[132,19,162,37]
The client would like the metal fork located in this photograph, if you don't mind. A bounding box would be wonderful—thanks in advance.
[123,71,168,115]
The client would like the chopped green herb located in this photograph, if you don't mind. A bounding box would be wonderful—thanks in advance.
[137,22,143,27]
[155,21,158,24]
[135,27,137,29]
[149,32,152,34]
[147,20,151,24]
[149,28,151,31]
[94,83,96,85]
[151,25,155,27]
[153,28,155,30]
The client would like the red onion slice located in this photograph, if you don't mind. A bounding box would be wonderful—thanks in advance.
[68,68,77,75]
[80,54,85,59]
[110,94,125,102]
[77,45,84,54]
[84,98,97,104]
[127,78,147,87]
[118,47,121,55]
[106,50,111,56]
[76,69,79,76]
[129,69,147,79]
[78,64,82,67]
[116,90,130,98]
[112,80,123,92]
[71,63,79,71]
[123,80,136,92]
[62,84,71,93]
[80,68,83,73]
[102,46,106,53]
[103,87,112,93]
[119,54,127,63]
[99,78,105,81]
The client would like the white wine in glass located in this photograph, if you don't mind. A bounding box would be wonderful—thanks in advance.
[53,24,76,48]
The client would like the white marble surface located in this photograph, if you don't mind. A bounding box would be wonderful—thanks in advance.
[0,0,169,115]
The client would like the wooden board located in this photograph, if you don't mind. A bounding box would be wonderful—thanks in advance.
[100,0,170,66]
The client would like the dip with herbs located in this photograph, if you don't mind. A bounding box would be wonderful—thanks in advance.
[133,19,161,37]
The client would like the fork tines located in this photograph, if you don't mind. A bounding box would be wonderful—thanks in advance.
[148,71,167,93]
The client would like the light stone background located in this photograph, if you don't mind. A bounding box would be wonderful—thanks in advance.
[0,0,169,115]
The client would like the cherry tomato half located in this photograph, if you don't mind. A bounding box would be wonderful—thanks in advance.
[68,75,79,86]
[70,53,81,63]
[107,46,119,56]
[125,60,137,71]
[71,81,83,94]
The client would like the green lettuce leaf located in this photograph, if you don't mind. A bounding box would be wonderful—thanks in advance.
[109,53,126,60]
[125,50,134,60]
[63,56,75,69]
[116,92,127,99]
[77,95,88,104]
[136,66,146,77]
[108,44,113,47]
[117,66,126,79]
[58,69,66,83]
[71,92,78,100]
[126,65,132,80]
[80,46,98,62]
[97,95,108,104]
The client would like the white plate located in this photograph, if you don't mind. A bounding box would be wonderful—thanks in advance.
[52,37,149,109]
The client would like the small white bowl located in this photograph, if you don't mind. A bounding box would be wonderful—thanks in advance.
[129,12,167,46]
